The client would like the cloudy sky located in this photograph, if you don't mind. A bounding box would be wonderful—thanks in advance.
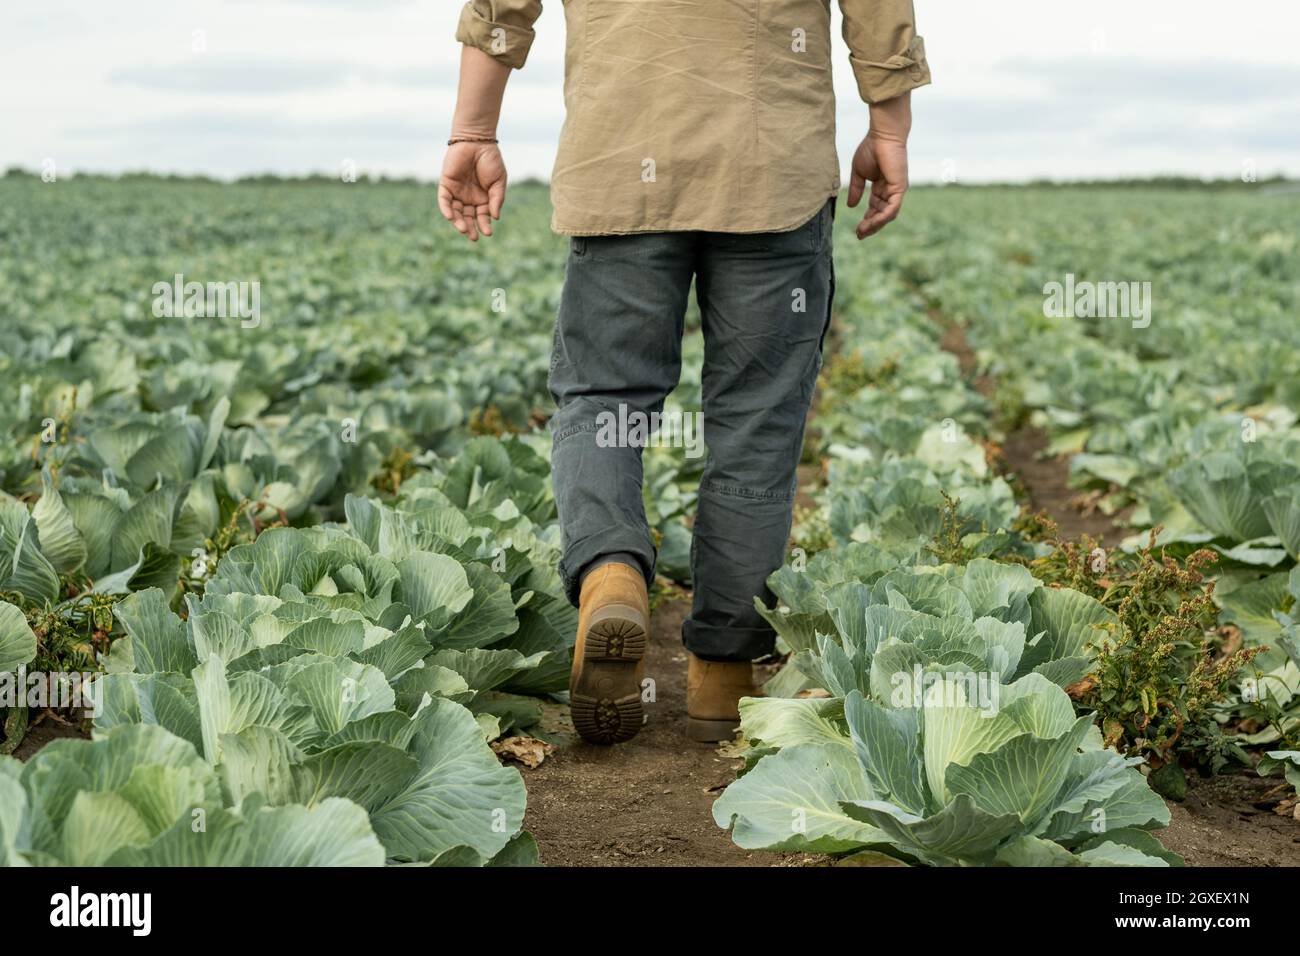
[5,0,1299,183]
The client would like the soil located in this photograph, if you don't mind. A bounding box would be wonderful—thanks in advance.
[938,323,995,398]
[999,424,1131,544]
[8,715,87,761]
[1157,772,1300,866]
[520,598,818,867]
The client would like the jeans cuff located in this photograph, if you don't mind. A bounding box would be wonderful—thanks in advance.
[559,533,656,606]
[682,619,775,662]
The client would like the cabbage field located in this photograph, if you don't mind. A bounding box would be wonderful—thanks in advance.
[1,172,1297,867]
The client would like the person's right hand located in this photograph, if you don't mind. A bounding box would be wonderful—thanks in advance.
[438,141,507,241]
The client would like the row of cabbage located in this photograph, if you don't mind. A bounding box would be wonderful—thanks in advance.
[894,188,1300,652]
[1,452,580,863]
[709,224,1181,865]
[0,179,601,864]
[901,188,1300,762]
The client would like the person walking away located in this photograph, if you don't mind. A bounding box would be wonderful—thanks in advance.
[439,0,930,743]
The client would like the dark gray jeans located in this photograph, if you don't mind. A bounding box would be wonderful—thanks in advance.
[548,200,835,662]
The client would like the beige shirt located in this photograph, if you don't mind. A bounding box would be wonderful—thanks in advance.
[456,1,930,236]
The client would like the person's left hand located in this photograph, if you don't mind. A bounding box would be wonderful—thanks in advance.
[847,132,909,240]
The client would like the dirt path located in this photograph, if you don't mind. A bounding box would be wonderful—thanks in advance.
[520,599,811,866]
[937,320,1129,543]
[1158,773,1299,866]
[999,426,1130,543]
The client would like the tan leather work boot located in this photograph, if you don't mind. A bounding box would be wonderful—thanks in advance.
[569,563,649,744]
[686,653,757,742]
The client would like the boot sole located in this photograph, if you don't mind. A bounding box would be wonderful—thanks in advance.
[570,604,647,745]
[686,717,740,743]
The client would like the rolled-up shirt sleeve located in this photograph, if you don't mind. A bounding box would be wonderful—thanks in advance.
[455,1,543,70]
[839,0,931,103]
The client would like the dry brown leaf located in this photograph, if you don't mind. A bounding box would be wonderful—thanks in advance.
[1274,795,1298,819]
[1065,675,1098,699]
[491,735,555,769]
[795,687,832,699]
